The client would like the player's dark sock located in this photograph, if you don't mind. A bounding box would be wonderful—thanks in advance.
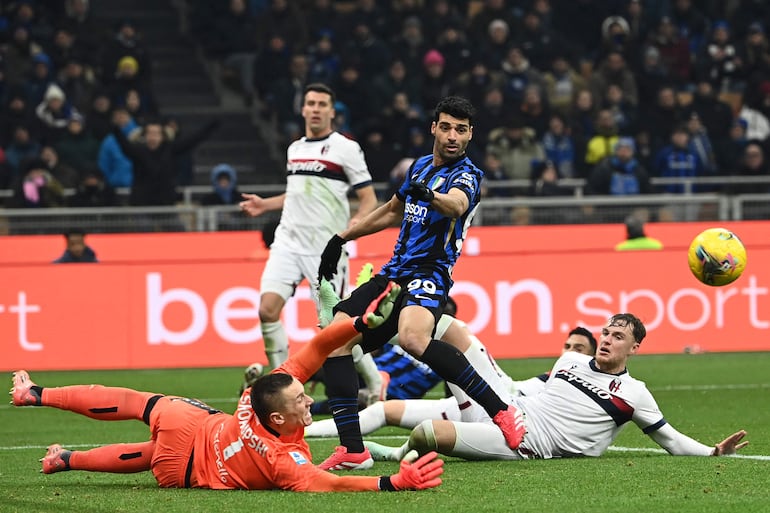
[419,339,507,416]
[323,355,365,453]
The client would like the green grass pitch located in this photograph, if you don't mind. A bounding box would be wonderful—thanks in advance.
[1,352,768,513]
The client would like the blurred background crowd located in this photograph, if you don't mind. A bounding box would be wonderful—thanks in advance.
[1,0,770,224]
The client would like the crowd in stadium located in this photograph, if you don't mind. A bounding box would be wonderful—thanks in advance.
[2,0,770,212]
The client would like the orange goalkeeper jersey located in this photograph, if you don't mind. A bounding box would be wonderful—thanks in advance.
[191,390,381,491]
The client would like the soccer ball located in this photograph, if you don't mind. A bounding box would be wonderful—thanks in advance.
[687,228,746,286]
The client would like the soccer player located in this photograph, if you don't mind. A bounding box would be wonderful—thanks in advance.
[239,82,380,391]
[9,285,444,492]
[315,96,526,470]
[305,327,597,438]
[364,313,749,462]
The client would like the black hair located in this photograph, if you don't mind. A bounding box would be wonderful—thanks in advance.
[607,313,647,344]
[250,373,294,426]
[64,228,85,239]
[304,83,336,104]
[433,96,476,123]
[569,326,597,353]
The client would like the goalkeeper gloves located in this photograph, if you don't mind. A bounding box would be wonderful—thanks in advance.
[381,451,444,491]
[405,181,435,202]
[318,234,345,282]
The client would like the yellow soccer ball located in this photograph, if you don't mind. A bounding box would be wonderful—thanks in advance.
[687,228,747,286]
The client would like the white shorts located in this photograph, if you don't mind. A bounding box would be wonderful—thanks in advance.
[260,245,348,306]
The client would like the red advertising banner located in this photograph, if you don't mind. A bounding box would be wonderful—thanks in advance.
[1,221,768,371]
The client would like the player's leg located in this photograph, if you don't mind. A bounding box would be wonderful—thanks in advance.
[367,419,523,462]
[11,371,160,423]
[259,247,304,369]
[273,281,401,384]
[41,441,155,474]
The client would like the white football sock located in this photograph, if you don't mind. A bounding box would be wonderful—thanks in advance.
[261,321,288,369]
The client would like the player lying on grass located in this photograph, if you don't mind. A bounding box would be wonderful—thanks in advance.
[9,284,444,492]
[305,321,597,438]
[364,313,749,462]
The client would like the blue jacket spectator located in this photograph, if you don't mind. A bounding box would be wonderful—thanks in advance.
[542,113,576,178]
[654,127,706,193]
[98,107,137,188]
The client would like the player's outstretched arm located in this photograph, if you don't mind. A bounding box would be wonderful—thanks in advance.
[649,423,749,456]
[239,193,285,217]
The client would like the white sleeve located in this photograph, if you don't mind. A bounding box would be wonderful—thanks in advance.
[341,139,372,187]
[648,423,714,456]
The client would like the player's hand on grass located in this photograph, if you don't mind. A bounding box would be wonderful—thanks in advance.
[390,451,444,490]
[712,430,749,456]
[318,234,345,282]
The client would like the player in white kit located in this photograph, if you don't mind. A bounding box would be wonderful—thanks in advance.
[239,83,380,389]
[365,313,748,461]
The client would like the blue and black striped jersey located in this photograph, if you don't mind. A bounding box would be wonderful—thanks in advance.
[381,154,483,282]
[374,344,443,400]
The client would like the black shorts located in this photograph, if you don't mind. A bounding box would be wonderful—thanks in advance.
[334,273,448,353]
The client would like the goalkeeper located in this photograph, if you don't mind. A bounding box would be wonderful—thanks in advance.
[10,283,444,492]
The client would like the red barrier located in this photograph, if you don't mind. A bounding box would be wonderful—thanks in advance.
[1,222,768,371]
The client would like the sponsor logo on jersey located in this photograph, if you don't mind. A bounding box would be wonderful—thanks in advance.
[554,368,634,425]
[404,202,428,225]
[289,451,308,465]
[287,159,327,173]
[452,172,476,193]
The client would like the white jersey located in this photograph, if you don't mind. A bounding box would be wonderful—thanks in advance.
[515,352,665,459]
[272,132,372,255]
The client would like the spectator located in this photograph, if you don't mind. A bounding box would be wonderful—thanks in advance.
[359,124,400,184]
[201,163,241,206]
[738,101,770,142]
[382,92,422,154]
[518,85,551,138]
[435,22,473,79]
[266,53,309,144]
[715,118,749,173]
[451,60,505,114]
[4,25,42,86]
[542,54,588,118]
[685,112,717,175]
[542,113,576,178]
[685,80,735,147]
[599,15,638,64]
[255,0,308,51]
[86,90,114,141]
[8,158,64,209]
[696,20,743,92]
[499,45,546,105]
[112,118,219,206]
[335,61,375,137]
[584,109,620,168]
[210,0,259,106]
[467,0,517,47]
[340,20,391,82]
[641,86,684,153]
[739,22,770,84]
[486,115,546,183]
[390,17,429,78]
[40,145,80,189]
[253,33,292,101]
[480,151,511,198]
[653,125,706,199]
[121,88,157,126]
[24,53,56,107]
[35,84,78,144]
[615,215,663,251]
[635,46,671,107]
[569,89,598,176]
[421,0,465,45]
[98,106,138,189]
[53,229,98,263]
[587,137,652,196]
[307,30,341,87]
[0,90,36,147]
[419,50,450,115]
[517,10,564,71]
[478,19,513,71]
[69,168,117,208]
[647,15,692,86]
[108,56,156,112]
[530,159,571,197]
[724,142,770,195]
[54,114,100,175]
[589,51,638,108]
[670,0,708,54]
[58,57,96,114]
[372,59,420,116]
[468,85,507,150]
[5,125,41,178]
[602,84,637,135]
[101,19,152,87]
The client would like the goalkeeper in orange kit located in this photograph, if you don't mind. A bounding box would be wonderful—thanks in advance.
[10,282,444,492]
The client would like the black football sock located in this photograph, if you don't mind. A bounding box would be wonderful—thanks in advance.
[323,355,365,453]
[419,339,507,417]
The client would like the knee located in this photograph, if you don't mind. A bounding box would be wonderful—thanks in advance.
[409,420,439,452]
[259,296,283,322]
[399,332,430,356]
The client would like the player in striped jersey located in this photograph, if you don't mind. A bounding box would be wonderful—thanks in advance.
[315,96,526,470]
[365,313,749,463]
[239,83,384,398]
